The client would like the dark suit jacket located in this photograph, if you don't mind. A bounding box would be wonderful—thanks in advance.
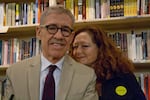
[4,55,98,100]
[100,73,146,100]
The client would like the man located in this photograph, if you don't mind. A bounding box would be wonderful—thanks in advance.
[4,6,98,100]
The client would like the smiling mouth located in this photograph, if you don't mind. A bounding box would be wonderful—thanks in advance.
[76,57,85,60]
[50,43,65,46]
[50,43,66,49]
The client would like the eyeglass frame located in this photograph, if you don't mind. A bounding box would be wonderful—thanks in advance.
[40,24,73,37]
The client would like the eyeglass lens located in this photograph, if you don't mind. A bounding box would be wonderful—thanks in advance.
[46,24,72,37]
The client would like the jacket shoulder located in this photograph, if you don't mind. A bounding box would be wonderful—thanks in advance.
[65,55,95,75]
[7,55,40,73]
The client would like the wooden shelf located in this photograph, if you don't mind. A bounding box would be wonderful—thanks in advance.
[0,24,38,39]
[0,66,9,71]
[134,62,150,72]
[0,15,150,38]
[75,15,150,31]
[0,66,8,76]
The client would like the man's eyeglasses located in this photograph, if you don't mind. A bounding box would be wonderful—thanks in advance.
[40,24,73,37]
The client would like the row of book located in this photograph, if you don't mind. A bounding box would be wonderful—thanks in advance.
[107,29,150,62]
[0,2,38,26]
[135,73,150,100]
[0,0,150,26]
[0,38,41,65]
[0,0,52,26]
[70,0,150,19]
[0,29,150,65]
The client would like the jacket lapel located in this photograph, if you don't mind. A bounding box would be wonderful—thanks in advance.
[26,55,75,100]
[28,55,41,100]
[56,56,74,100]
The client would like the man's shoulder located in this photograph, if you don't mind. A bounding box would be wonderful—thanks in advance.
[7,55,40,70]
[66,55,95,74]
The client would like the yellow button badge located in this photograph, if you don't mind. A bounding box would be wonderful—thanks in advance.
[115,86,127,96]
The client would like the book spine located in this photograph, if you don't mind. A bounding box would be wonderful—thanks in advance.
[78,0,83,20]
[142,31,148,60]
[95,0,100,18]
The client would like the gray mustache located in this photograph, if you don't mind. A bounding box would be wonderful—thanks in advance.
[49,39,66,45]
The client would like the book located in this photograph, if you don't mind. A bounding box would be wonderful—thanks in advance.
[142,31,148,60]
[11,3,16,26]
[65,0,74,18]
[135,34,143,61]
[95,0,101,18]
[0,40,2,65]
[101,0,109,18]
[88,0,95,19]
[2,40,8,65]
[82,0,86,19]
[0,3,4,26]
[15,3,20,25]
[78,0,83,20]
[131,30,136,61]
[74,0,78,20]
[49,0,57,6]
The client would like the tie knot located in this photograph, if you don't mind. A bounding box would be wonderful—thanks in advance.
[49,65,57,73]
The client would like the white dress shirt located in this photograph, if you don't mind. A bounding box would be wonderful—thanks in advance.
[39,54,64,100]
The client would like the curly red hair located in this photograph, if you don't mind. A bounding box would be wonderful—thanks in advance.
[70,26,135,83]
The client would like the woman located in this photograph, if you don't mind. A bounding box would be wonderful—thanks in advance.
[70,26,146,100]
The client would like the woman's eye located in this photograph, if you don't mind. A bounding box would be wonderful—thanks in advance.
[82,45,90,48]
[72,45,90,49]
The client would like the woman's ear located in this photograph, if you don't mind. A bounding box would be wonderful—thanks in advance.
[69,31,75,45]
[36,26,41,40]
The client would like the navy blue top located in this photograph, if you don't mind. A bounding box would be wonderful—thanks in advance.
[99,73,146,100]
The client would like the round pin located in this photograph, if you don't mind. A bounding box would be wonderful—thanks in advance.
[115,86,127,96]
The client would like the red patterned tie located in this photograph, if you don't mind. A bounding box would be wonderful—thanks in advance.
[42,65,57,100]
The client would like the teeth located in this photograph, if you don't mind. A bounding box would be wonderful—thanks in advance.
[52,43,64,46]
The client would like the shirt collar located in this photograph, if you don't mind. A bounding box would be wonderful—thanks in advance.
[41,54,64,72]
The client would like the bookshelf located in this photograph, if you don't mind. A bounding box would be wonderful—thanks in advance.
[0,0,150,79]
[0,24,37,39]
[1,15,150,36]
[0,16,150,74]
[0,0,150,72]
[0,0,150,99]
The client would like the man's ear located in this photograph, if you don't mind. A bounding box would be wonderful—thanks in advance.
[36,26,41,40]
[67,31,75,55]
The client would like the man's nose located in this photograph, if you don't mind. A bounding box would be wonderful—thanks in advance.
[53,28,63,38]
